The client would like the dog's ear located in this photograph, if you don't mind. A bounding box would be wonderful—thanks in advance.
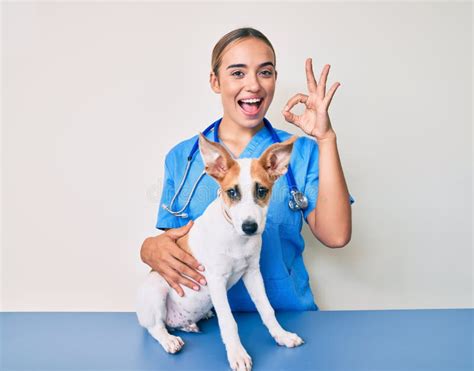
[198,133,236,180]
[258,135,298,181]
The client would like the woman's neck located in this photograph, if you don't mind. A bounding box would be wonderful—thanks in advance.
[218,115,264,143]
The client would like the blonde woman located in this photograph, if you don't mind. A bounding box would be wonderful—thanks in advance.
[140,27,355,312]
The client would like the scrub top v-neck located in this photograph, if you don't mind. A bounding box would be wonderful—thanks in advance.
[217,122,268,159]
[156,118,355,311]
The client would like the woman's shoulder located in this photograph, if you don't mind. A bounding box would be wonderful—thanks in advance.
[164,132,204,161]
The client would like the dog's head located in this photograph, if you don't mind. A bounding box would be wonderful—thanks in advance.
[198,133,297,236]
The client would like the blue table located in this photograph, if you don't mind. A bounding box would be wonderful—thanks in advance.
[1,309,472,370]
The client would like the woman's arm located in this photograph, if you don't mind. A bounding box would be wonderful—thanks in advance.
[282,58,353,249]
[306,132,352,248]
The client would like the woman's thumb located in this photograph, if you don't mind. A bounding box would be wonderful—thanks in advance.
[166,220,194,240]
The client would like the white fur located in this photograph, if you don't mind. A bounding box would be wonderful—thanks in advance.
[136,138,303,371]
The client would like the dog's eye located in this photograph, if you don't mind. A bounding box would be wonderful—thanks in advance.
[226,187,240,200]
[255,184,269,199]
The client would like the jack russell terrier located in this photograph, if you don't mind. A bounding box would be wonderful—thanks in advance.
[136,133,304,371]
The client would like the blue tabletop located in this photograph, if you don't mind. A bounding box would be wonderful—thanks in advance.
[1,309,472,370]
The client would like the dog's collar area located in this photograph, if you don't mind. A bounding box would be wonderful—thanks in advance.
[217,189,233,226]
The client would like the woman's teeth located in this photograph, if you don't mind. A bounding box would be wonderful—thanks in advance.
[238,98,262,115]
[240,98,262,104]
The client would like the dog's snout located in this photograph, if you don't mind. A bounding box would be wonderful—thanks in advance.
[242,220,258,235]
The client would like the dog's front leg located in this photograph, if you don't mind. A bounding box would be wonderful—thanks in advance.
[207,276,252,371]
[242,268,304,348]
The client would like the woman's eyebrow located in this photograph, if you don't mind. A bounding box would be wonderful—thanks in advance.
[226,61,274,69]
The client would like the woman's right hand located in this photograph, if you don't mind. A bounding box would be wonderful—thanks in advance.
[140,220,207,297]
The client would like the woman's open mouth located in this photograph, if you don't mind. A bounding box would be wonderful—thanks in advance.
[238,97,264,117]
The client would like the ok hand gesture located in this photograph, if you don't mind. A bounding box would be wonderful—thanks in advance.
[282,58,340,141]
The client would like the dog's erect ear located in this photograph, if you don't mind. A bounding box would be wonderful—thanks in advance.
[258,135,298,181]
[198,132,236,180]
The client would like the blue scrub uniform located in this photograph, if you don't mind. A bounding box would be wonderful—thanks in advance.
[156,119,355,311]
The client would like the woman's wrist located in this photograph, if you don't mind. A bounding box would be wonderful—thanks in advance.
[313,129,337,144]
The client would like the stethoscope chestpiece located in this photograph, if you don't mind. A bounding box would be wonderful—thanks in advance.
[288,190,309,211]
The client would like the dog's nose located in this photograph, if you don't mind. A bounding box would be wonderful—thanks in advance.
[242,220,258,235]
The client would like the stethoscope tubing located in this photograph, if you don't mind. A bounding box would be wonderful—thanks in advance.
[162,117,306,218]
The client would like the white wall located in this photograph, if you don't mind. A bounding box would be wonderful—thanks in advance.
[2,1,472,311]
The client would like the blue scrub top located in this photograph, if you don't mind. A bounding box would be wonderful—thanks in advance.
[156,118,355,312]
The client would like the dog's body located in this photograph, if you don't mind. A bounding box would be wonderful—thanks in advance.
[136,134,303,371]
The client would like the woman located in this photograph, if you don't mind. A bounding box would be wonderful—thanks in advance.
[140,27,355,311]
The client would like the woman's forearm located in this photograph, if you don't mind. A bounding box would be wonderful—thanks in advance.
[310,132,352,247]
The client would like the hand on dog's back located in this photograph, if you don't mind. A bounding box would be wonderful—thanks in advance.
[140,220,207,297]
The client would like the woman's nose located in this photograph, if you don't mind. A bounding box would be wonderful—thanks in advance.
[245,74,261,91]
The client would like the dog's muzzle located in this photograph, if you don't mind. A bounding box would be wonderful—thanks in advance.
[241,220,258,235]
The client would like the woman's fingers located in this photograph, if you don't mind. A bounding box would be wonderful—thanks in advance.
[161,243,207,293]
[156,267,185,297]
[282,110,300,127]
[159,264,200,296]
[306,58,318,93]
[306,59,335,101]
[284,93,309,111]
[169,252,207,287]
[318,64,330,97]
[282,93,308,126]
[173,248,204,281]
[323,82,341,108]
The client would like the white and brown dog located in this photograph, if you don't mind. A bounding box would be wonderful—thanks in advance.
[136,133,304,371]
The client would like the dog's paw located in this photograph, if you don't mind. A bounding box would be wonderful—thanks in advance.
[203,310,215,319]
[180,323,200,333]
[273,330,304,348]
[227,345,252,371]
[159,334,185,354]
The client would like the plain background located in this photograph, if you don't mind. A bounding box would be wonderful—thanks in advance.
[1,1,472,311]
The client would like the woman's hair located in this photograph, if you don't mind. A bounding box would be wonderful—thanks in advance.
[211,27,276,77]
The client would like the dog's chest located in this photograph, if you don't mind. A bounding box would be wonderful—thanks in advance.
[165,247,255,330]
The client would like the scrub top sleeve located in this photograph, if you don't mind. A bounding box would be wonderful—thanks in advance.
[301,137,355,225]
[156,152,183,230]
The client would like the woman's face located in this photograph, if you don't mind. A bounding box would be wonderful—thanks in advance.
[210,37,277,129]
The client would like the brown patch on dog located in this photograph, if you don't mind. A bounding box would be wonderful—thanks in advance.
[257,135,298,181]
[200,134,237,181]
[251,160,274,207]
[218,162,241,208]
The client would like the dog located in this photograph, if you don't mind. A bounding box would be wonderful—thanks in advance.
[136,132,304,371]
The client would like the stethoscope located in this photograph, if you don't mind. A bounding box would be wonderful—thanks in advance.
[162,117,308,218]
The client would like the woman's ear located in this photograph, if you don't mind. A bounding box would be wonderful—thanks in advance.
[209,71,221,94]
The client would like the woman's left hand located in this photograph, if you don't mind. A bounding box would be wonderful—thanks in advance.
[282,58,340,141]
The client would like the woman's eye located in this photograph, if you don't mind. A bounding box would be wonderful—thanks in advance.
[260,70,273,76]
[231,71,244,77]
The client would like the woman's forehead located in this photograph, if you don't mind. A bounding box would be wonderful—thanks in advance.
[220,38,275,66]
